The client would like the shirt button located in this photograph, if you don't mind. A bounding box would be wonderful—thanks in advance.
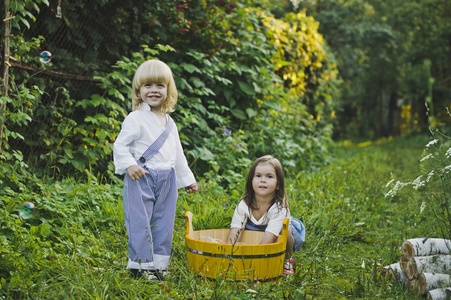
[139,157,146,163]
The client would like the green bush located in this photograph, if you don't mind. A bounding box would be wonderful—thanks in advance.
[2,2,340,187]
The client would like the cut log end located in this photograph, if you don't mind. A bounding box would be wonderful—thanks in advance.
[401,241,415,259]
[406,257,418,280]
[381,263,405,284]
[407,278,418,292]
[378,267,389,278]
[400,255,409,272]
[419,273,427,295]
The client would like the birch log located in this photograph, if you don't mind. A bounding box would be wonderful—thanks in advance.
[381,263,406,284]
[427,288,451,300]
[402,238,451,259]
[418,273,451,295]
[406,255,451,280]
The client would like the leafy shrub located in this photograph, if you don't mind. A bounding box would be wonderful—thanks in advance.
[2,1,340,186]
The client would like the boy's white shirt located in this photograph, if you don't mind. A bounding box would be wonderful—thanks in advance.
[113,103,195,189]
[230,200,290,237]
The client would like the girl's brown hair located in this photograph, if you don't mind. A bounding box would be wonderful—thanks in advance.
[131,59,178,112]
[243,155,289,211]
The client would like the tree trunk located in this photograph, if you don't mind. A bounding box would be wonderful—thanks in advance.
[428,287,451,300]
[406,255,451,280]
[378,91,387,137]
[418,273,451,295]
[409,98,415,129]
[402,238,451,259]
[387,92,398,136]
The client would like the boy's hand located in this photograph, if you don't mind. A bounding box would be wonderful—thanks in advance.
[185,182,199,194]
[126,165,149,181]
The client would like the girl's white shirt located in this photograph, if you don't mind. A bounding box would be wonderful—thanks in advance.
[230,200,290,237]
[113,103,195,189]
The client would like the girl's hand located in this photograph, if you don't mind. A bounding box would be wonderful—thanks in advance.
[126,165,149,181]
[226,228,241,244]
[259,232,278,244]
[185,182,199,194]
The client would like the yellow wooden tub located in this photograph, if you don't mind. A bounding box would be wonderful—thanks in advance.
[184,211,288,283]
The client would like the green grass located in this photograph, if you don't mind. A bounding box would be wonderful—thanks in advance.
[0,135,434,299]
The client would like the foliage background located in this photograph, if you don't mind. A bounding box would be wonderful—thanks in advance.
[294,0,451,139]
[1,0,450,298]
[1,0,339,184]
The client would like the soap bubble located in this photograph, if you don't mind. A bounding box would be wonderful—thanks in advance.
[19,202,35,219]
[40,51,52,63]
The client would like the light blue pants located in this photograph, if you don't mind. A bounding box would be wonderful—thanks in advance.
[123,167,177,271]
[290,216,305,252]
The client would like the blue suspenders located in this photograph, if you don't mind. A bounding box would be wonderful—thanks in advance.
[137,116,174,166]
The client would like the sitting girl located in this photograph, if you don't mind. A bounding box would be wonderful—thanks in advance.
[226,155,305,275]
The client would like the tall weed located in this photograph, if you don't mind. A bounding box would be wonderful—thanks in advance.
[386,130,451,239]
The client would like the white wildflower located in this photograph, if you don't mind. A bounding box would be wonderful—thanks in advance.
[385,180,410,197]
[420,201,426,214]
[412,176,425,190]
[443,165,451,175]
[446,147,451,159]
[361,260,365,268]
[425,139,439,148]
[420,153,434,162]
[385,178,395,188]
[426,170,434,182]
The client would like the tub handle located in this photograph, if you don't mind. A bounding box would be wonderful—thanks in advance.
[281,218,289,247]
[185,211,194,238]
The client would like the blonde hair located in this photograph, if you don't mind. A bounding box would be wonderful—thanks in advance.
[243,155,289,211]
[131,59,178,112]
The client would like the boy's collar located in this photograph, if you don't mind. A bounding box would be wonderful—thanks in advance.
[139,103,151,111]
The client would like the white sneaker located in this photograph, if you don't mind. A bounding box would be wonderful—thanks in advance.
[142,270,168,281]
[283,259,295,275]
[142,270,160,281]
